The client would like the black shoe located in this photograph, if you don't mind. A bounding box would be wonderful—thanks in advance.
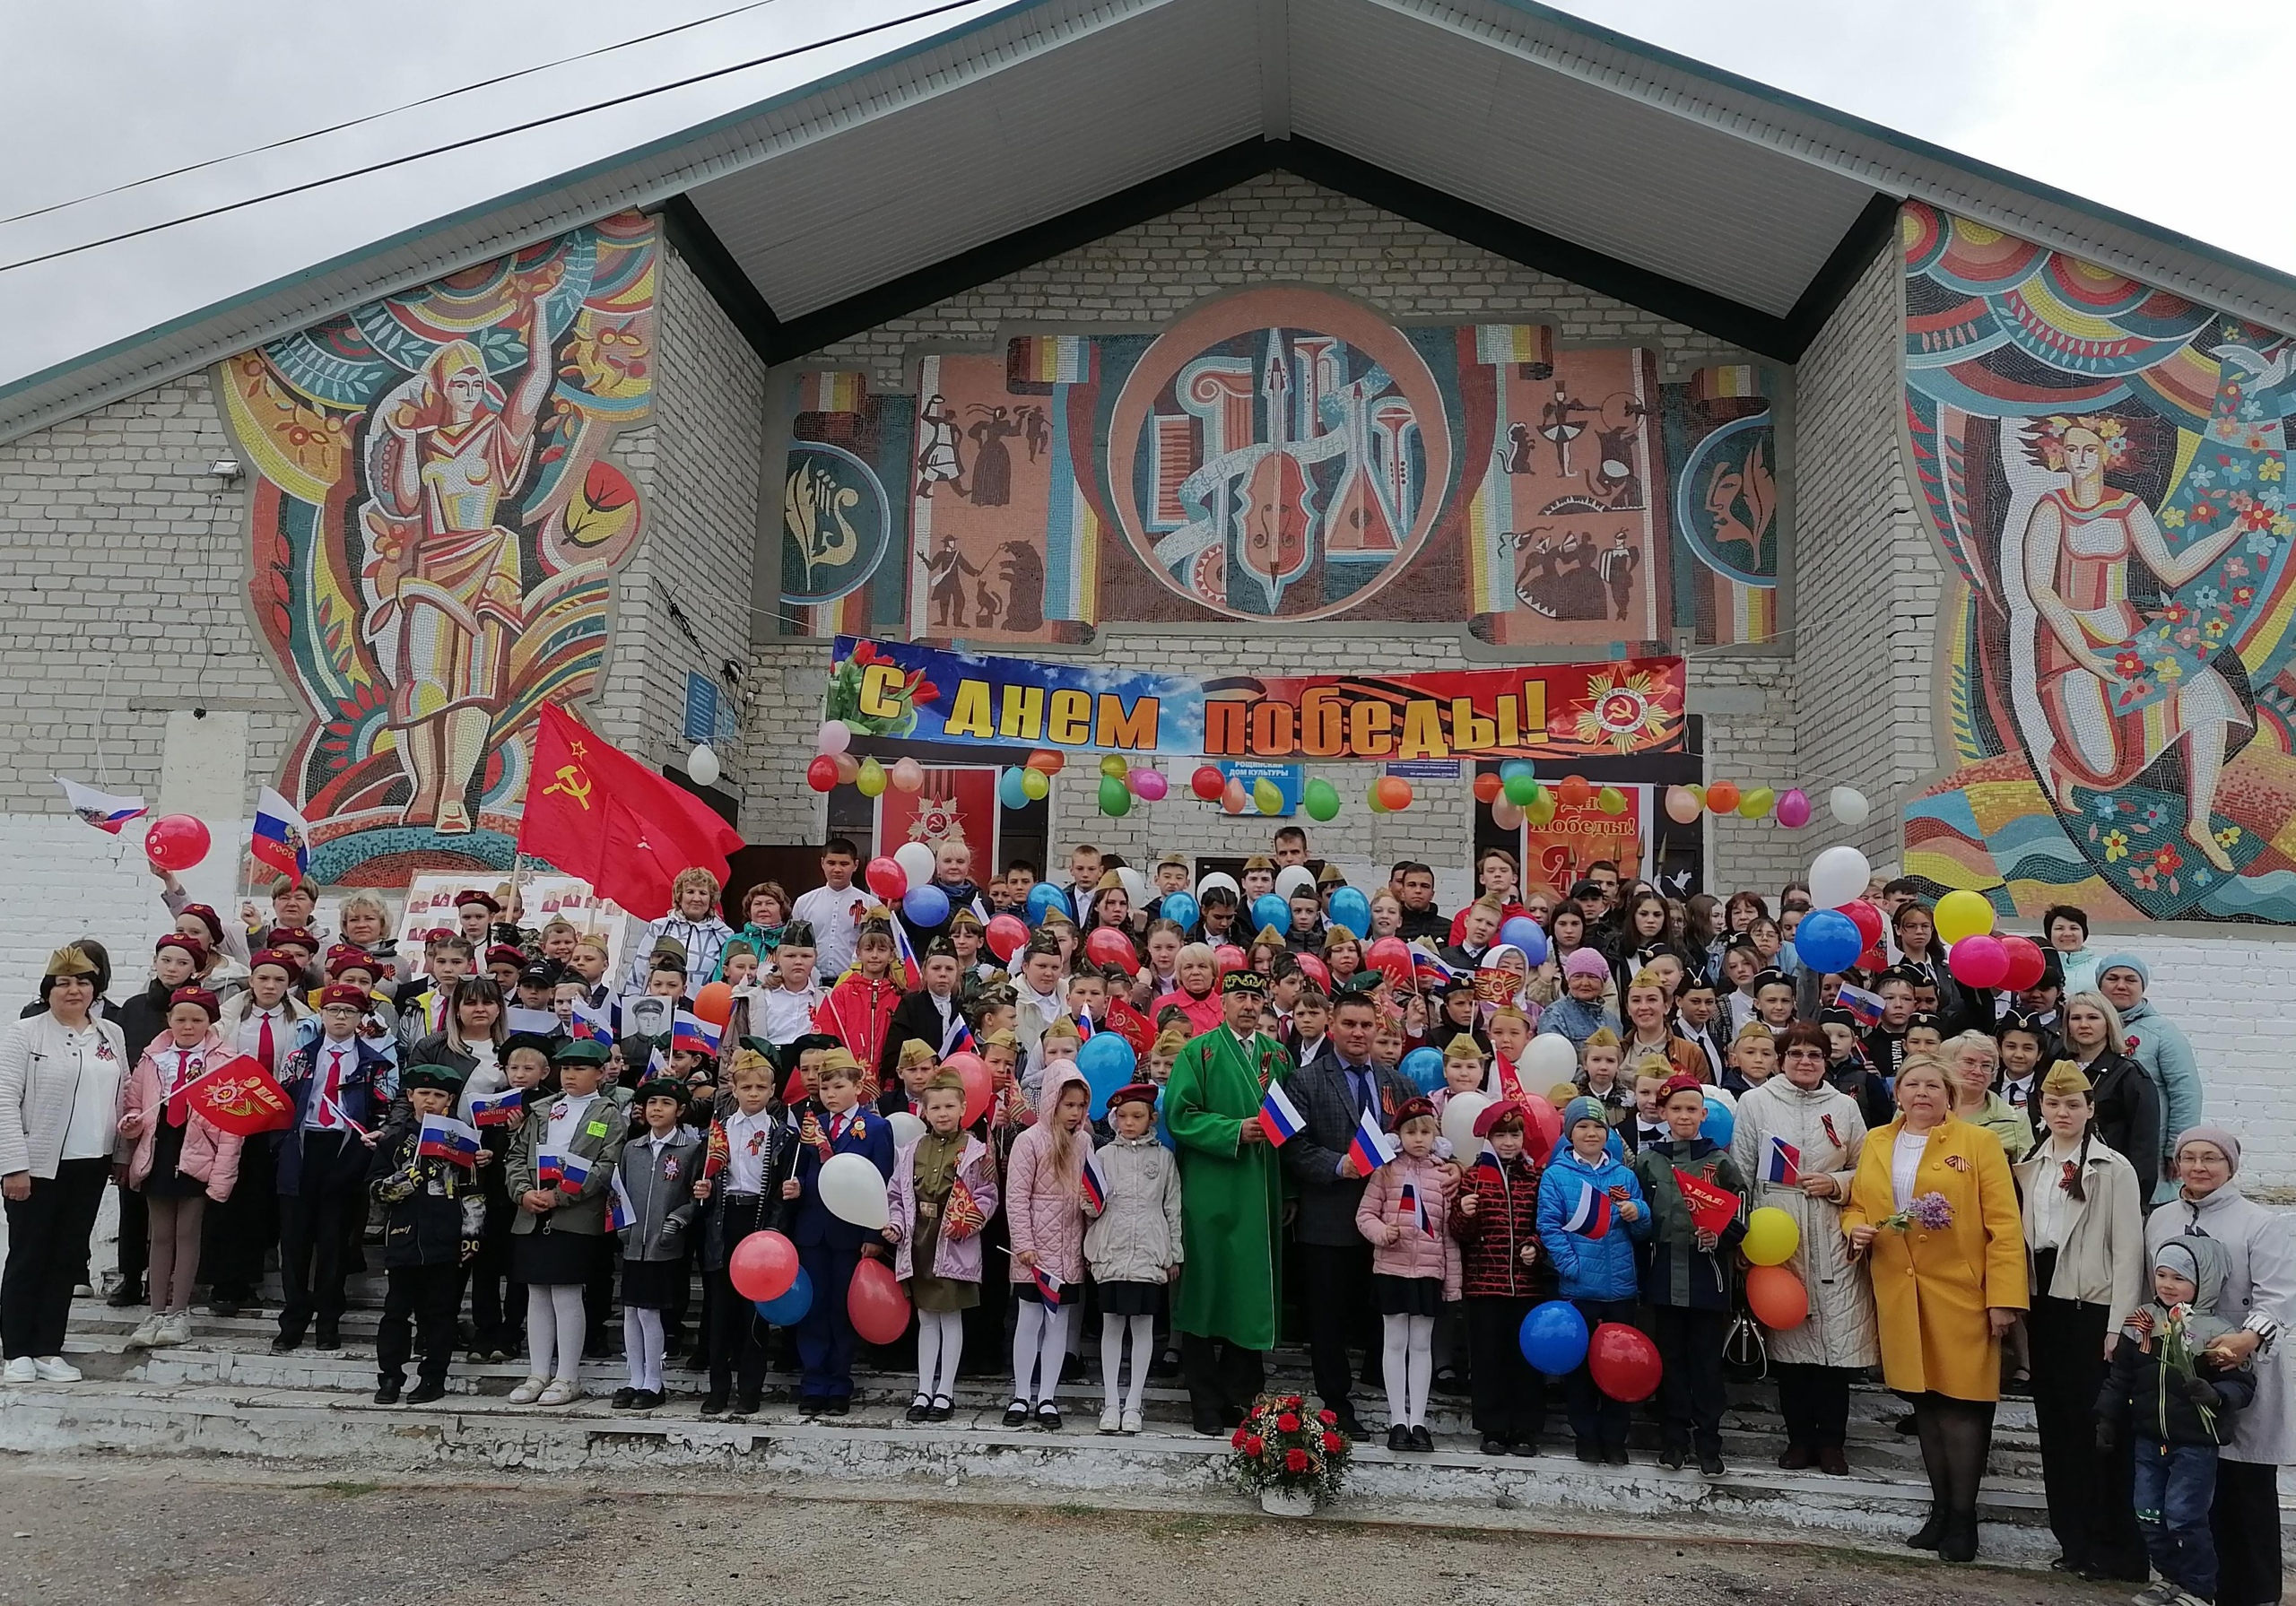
[1481,1435,1509,1456]
[107,1281,144,1308]
[734,1390,762,1417]
[1004,1400,1032,1428]
[1193,1411,1227,1437]
[1407,1425,1432,1454]
[1603,1443,1630,1466]
[1575,1437,1601,1463]
[1034,1402,1061,1431]
[1697,1451,1726,1476]
[1333,1411,1368,1441]
[1937,1514,1978,1564]
[1894,1411,1919,1437]
[406,1378,448,1405]
[315,1327,340,1352]
[268,1334,300,1355]
[824,1395,849,1418]
[209,1298,242,1319]
[928,1395,953,1422]
[1907,1506,1944,1550]
[612,1388,639,1409]
[1387,1424,1411,1452]
[700,1391,729,1417]
[907,1395,931,1423]
[1430,1366,1470,1398]
[1508,1437,1539,1457]
[1059,1355,1088,1385]
[797,1395,826,1417]
[1658,1444,1687,1471]
[372,1378,402,1405]
[1148,1353,1180,1379]
[634,1390,665,1410]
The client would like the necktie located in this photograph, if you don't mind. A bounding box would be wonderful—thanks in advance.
[326,1048,346,1127]
[257,1011,275,1071]
[1344,1064,1371,1119]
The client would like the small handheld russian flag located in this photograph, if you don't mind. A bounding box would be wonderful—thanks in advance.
[555,1150,595,1194]
[1257,1078,1305,1147]
[415,1113,480,1168]
[249,786,311,879]
[56,777,148,834]
[671,1011,721,1057]
[607,1172,636,1233]
[1561,1180,1613,1239]
[1398,1178,1433,1237]
[468,1087,522,1128]
[943,1015,977,1058]
[1763,1134,1802,1186]
[1080,1146,1109,1212]
[536,1149,564,1187]
[1346,1104,1395,1175]
[1074,1008,1094,1041]
[1835,983,1884,1029]
[1031,1265,1064,1307]
[569,1000,614,1046]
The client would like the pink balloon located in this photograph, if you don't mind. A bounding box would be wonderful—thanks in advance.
[1949,933,2010,990]
[816,721,851,755]
[1221,779,1248,814]
[1774,788,1811,829]
[1128,767,1168,802]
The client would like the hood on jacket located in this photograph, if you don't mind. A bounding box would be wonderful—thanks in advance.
[2153,1235,2231,1318]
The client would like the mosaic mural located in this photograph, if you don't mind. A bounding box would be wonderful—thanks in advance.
[216,212,657,885]
[778,285,1782,652]
[1900,201,2296,923]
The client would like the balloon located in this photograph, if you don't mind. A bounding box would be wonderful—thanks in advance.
[1249,893,1288,933]
[728,1229,798,1302]
[832,751,861,786]
[1364,780,1388,815]
[1700,1094,1735,1149]
[1842,898,1884,951]
[1098,776,1133,816]
[886,1111,926,1149]
[894,841,937,890]
[688,744,721,786]
[865,855,908,902]
[1129,767,1168,802]
[1935,889,1996,944]
[1160,891,1199,932]
[1596,786,1629,816]
[1701,1084,1736,1111]
[1792,909,1861,975]
[856,757,888,798]
[1296,954,1329,992]
[1523,1034,1578,1089]
[1829,786,1871,827]
[1302,777,1340,821]
[1099,753,1128,779]
[889,757,925,794]
[1441,1090,1491,1158]
[1808,845,1872,909]
[1076,1033,1137,1117]
[806,755,839,794]
[1587,1322,1662,1402]
[997,766,1031,809]
[1253,777,1283,816]
[1084,927,1135,968]
[1519,1300,1590,1376]
[1522,785,1557,826]
[1027,749,1065,774]
[1196,872,1239,901]
[1704,780,1741,814]
[1222,778,1248,814]
[692,982,735,1028]
[1664,786,1702,825]
[1518,1092,1561,1159]
[1745,1264,1809,1330]
[820,1152,890,1230]
[944,1052,993,1127]
[1490,798,1525,831]
[1472,773,1503,805]
[1118,865,1151,904]
[1400,1047,1445,1094]
[1026,882,1070,925]
[1213,944,1248,977]
[1020,766,1049,802]
[1500,760,1535,780]
[1999,934,2047,992]
[753,1265,813,1326]
[1775,788,1812,829]
[1502,772,1539,806]
[1366,936,1413,988]
[1949,933,2009,990]
[1557,775,1591,808]
[1498,916,1544,954]
[985,913,1029,962]
[1735,785,1773,820]
[847,1257,912,1346]
[1742,1206,1800,1267]
[143,815,210,872]
[1375,777,1413,811]
[902,884,950,927]
[1274,865,1316,900]
[816,720,852,755]
[1326,887,1370,937]
[1190,766,1225,801]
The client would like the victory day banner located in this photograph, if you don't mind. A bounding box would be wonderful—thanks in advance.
[822,636,1683,762]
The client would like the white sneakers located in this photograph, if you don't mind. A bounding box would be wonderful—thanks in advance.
[507,1376,548,1404]
[1121,1408,1144,1435]
[125,1315,166,1350]
[157,1312,191,1348]
[2,1358,33,1384]
[537,1379,581,1406]
[30,1356,81,1382]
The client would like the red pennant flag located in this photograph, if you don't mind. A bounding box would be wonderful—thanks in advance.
[177,1055,296,1137]
[1673,1167,1740,1236]
[517,704,745,919]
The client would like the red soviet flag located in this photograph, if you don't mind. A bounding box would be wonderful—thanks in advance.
[518,703,744,919]
[177,1055,296,1138]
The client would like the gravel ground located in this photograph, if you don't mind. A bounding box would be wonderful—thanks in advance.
[0,1461,2127,1606]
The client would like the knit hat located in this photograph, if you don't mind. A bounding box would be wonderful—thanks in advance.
[2175,1124,2241,1175]
[2096,952,2149,987]
[1561,1095,1609,1133]
[1563,948,1610,981]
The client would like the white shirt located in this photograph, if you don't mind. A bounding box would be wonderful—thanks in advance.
[721,1106,775,1194]
[238,1004,293,1071]
[544,1090,600,1154]
[756,984,824,1046]
[1891,1127,1929,1211]
[305,1034,361,1131]
[60,1025,123,1161]
[791,883,870,980]
[2028,1133,2080,1251]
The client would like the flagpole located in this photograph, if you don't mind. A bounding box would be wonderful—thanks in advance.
[509,849,531,940]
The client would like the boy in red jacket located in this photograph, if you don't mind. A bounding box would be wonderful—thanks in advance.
[1450,1099,1547,1456]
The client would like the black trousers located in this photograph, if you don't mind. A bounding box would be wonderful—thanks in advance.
[1299,1240,1376,1418]
[1773,1361,1853,1451]
[1179,1332,1265,1425]
[2212,1457,2283,1606]
[466,1194,519,1350]
[377,1262,463,1385]
[202,1133,277,1299]
[1465,1295,1544,1441]
[2030,1279,2146,1577]
[706,1268,770,1397]
[1564,1298,1638,1447]
[0,1159,108,1359]
[276,1135,361,1340]
[113,1177,147,1288]
[1648,1305,1728,1454]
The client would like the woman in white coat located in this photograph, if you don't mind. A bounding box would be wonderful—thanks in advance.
[2146,1125,2296,1606]
[1728,1021,1877,1473]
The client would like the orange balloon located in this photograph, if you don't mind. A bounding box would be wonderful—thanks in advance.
[692,981,735,1028]
[1026,749,1065,775]
[1472,773,1503,805]
[1704,780,1742,814]
[1745,1263,1808,1330]
[1556,775,1591,808]
[1376,777,1413,811]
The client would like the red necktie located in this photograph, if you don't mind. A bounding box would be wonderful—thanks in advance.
[257,1011,275,1071]
[326,1048,346,1127]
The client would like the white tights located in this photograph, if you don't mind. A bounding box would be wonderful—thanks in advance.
[1381,1313,1434,1429]
[1100,1313,1153,1418]
[915,1308,965,1401]
[623,1306,665,1393]
[528,1283,586,1384]
[1012,1298,1071,1406]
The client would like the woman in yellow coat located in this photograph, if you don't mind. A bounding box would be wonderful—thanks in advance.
[1842,1054,2028,1565]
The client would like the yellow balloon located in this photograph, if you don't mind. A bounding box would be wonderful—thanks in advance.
[1365,780,1389,816]
[1019,767,1049,801]
[1736,785,1776,820]
[1523,784,1556,826]
[1596,786,1628,816]
[1099,754,1128,779]
[855,757,887,798]
[1253,778,1283,816]
[1743,1206,1800,1267]
[1935,888,1996,945]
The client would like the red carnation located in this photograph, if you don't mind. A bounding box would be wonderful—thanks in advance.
[1321,1432,1344,1453]
[1243,1434,1265,1457]
[1230,1428,1248,1449]
[1318,1409,1338,1426]
[1284,1448,1310,1473]
[1276,1412,1300,1433]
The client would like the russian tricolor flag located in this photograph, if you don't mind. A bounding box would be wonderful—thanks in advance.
[1836,983,1884,1029]
[607,1172,636,1232]
[249,786,310,879]
[1561,1180,1613,1239]
[1257,1078,1305,1147]
[1346,1104,1394,1176]
[1411,950,1457,989]
[536,1149,564,1187]
[885,916,925,991]
[943,1016,976,1058]
[1080,1147,1109,1212]
[415,1114,480,1168]
[555,1150,594,1194]
[1031,1265,1065,1307]
[1763,1135,1802,1186]
[1399,1178,1433,1237]
[468,1087,522,1128]
[56,777,148,834]
[671,1011,721,1057]
[570,1001,614,1046]
[1074,1008,1094,1041]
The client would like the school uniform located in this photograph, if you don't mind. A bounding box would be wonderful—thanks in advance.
[274,1032,388,1348]
[505,1089,626,1282]
[788,1104,896,1405]
[698,1106,796,1405]
[367,1117,483,1393]
[1629,1135,1748,1463]
[467,1098,533,1355]
[879,987,969,1087]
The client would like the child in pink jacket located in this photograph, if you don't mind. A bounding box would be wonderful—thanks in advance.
[117,986,244,1350]
[1004,1063,1089,1430]
[1355,1095,1459,1453]
[883,1070,1000,1424]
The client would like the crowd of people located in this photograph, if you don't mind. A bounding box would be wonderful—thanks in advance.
[0,825,2285,1603]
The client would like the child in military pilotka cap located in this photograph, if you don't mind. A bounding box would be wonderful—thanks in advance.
[368,1063,481,1405]
[613,1075,702,1412]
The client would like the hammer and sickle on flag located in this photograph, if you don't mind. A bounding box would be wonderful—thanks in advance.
[544,765,594,811]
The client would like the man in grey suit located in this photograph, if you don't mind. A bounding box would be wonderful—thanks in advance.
[1278,985,1415,1438]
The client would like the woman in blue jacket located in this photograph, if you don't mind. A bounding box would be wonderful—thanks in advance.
[1539,1094,1653,1463]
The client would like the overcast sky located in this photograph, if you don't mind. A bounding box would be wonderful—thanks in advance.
[1,0,2287,393]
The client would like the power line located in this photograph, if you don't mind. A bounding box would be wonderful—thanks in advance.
[0,0,793,230]
[0,0,990,275]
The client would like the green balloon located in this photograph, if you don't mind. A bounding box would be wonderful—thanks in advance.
[1502,772,1538,805]
[1303,778,1340,822]
[1097,775,1133,816]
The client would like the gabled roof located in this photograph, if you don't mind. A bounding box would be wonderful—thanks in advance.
[9,0,2296,445]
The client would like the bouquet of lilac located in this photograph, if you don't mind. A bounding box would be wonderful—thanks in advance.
[1876,1192,1953,1233]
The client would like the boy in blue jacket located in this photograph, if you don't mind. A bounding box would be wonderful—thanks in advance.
[788,1046,896,1414]
[1537,1094,1650,1463]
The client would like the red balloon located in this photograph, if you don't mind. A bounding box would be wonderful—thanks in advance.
[1189,765,1225,802]
[1518,1092,1561,1160]
[848,1255,913,1345]
[1213,944,1248,977]
[1950,933,2010,990]
[1472,773,1503,805]
[1999,934,2047,993]
[805,755,839,793]
[1084,927,1136,968]
[1295,954,1330,992]
[984,913,1030,963]
[1587,1321,1662,1402]
[1557,775,1593,808]
[692,982,735,1028]
[1842,899,1884,951]
[1702,780,1740,814]
[1375,776,1413,812]
[865,855,908,902]
[727,1229,797,1302]
[1026,749,1065,775]
[944,1051,993,1127]
[1745,1264,1808,1330]
[1365,936,1413,988]
[144,814,210,872]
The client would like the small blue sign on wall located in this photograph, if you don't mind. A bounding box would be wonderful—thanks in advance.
[683,673,719,743]
[1218,760,1302,815]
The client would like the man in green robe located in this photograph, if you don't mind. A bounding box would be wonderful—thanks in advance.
[1165,968,1290,1435]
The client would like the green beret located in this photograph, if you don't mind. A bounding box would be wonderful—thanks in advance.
[400,1062,465,1094]
[632,1076,690,1107]
[500,1031,561,1063]
[552,1037,611,1067]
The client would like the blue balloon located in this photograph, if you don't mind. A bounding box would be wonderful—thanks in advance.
[1252,893,1291,933]
[1793,907,1860,974]
[1399,1046,1445,1094]
[901,883,950,926]
[1700,1094,1735,1149]
[1326,886,1370,938]
[997,767,1031,810]
[1159,890,1199,933]
[1076,1032,1138,1117]
[1500,759,1535,782]
[753,1265,813,1326]
[1519,1299,1589,1375]
[1497,916,1548,966]
[1027,881,1070,925]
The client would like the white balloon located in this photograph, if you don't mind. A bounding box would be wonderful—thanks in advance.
[816,720,852,755]
[1808,845,1873,910]
[687,744,720,786]
[1701,1085,1737,1111]
[1116,866,1147,907]
[1274,864,1316,900]
[893,841,936,891]
[1521,1034,1579,1089]
[819,1151,889,1231]
[1828,786,1871,828]
[885,1111,926,1149]
[1196,872,1239,900]
[1440,1089,1491,1159]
